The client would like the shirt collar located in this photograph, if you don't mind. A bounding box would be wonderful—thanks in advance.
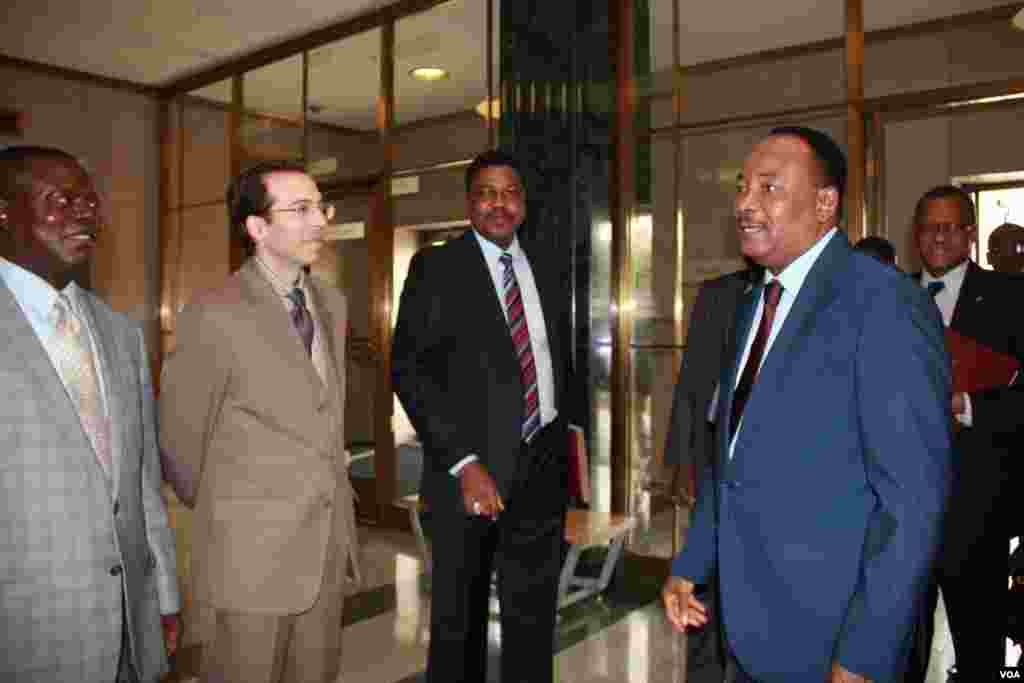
[472,229,523,265]
[0,256,65,322]
[763,227,838,296]
[921,259,969,291]
[254,255,305,298]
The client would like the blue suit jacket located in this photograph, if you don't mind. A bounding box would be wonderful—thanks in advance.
[671,233,953,683]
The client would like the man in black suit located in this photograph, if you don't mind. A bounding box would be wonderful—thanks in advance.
[392,150,575,683]
[912,185,1024,681]
[662,267,756,683]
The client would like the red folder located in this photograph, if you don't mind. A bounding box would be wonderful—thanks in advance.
[945,328,1020,394]
[568,425,591,505]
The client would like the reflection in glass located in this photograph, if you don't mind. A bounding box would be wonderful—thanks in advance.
[241,54,304,164]
[307,29,382,183]
[394,0,492,128]
[304,29,383,507]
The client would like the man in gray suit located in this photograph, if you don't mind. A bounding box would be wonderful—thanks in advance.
[0,146,180,682]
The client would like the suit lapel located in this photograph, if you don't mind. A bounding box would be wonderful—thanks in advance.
[307,279,342,396]
[457,232,519,363]
[717,234,849,464]
[950,261,982,332]
[0,281,110,487]
[75,292,124,494]
[718,281,759,447]
[756,235,847,387]
[239,261,323,393]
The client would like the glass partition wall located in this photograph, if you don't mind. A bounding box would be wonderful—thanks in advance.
[159,0,497,526]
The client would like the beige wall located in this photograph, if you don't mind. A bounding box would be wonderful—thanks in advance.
[648,12,1024,275]
[641,12,1024,468]
[0,64,161,350]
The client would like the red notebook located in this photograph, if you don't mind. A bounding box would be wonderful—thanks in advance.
[568,425,591,505]
[945,328,1021,394]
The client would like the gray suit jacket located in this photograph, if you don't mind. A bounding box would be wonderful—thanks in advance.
[0,280,179,682]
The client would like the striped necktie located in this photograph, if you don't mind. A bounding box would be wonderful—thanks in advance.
[50,294,112,475]
[286,287,315,357]
[500,252,541,443]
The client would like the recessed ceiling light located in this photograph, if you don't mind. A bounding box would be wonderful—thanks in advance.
[410,67,448,82]
[1015,8,1024,31]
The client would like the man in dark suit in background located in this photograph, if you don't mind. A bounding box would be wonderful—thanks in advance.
[852,235,897,268]
[662,266,758,683]
[392,150,576,683]
[911,185,1024,681]
[987,222,1024,274]
[663,127,952,683]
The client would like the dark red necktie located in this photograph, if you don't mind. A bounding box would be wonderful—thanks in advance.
[730,280,783,439]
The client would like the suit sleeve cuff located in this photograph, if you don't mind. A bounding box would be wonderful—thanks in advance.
[450,454,478,476]
[955,392,973,427]
[156,577,182,615]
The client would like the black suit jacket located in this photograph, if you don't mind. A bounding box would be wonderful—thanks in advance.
[927,262,1024,549]
[392,230,574,513]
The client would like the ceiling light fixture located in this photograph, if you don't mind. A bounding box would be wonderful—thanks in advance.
[410,67,448,82]
[1014,8,1024,30]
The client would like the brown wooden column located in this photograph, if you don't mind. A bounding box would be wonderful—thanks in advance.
[369,20,397,518]
[229,75,247,271]
[609,0,635,517]
[845,0,866,241]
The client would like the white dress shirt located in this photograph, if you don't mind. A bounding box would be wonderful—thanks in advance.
[729,228,838,458]
[920,259,968,328]
[450,231,559,475]
[920,259,973,425]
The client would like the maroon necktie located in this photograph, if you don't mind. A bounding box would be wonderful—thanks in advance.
[730,280,783,439]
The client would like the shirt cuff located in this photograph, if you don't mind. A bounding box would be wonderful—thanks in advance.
[450,454,478,476]
[955,392,973,427]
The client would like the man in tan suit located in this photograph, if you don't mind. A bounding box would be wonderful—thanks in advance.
[160,160,359,683]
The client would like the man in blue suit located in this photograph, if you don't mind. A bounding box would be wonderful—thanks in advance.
[662,127,952,683]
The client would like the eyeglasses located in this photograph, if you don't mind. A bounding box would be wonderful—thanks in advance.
[470,186,524,204]
[917,222,972,238]
[267,201,336,222]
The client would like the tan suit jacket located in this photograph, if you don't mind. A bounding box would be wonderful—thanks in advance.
[160,259,358,616]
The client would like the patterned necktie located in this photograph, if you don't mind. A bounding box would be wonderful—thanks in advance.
[730,280,783,440]
[286,287,315,357]
[927,281,945,298]
[50,295,112,474]
[500,252,541,443]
